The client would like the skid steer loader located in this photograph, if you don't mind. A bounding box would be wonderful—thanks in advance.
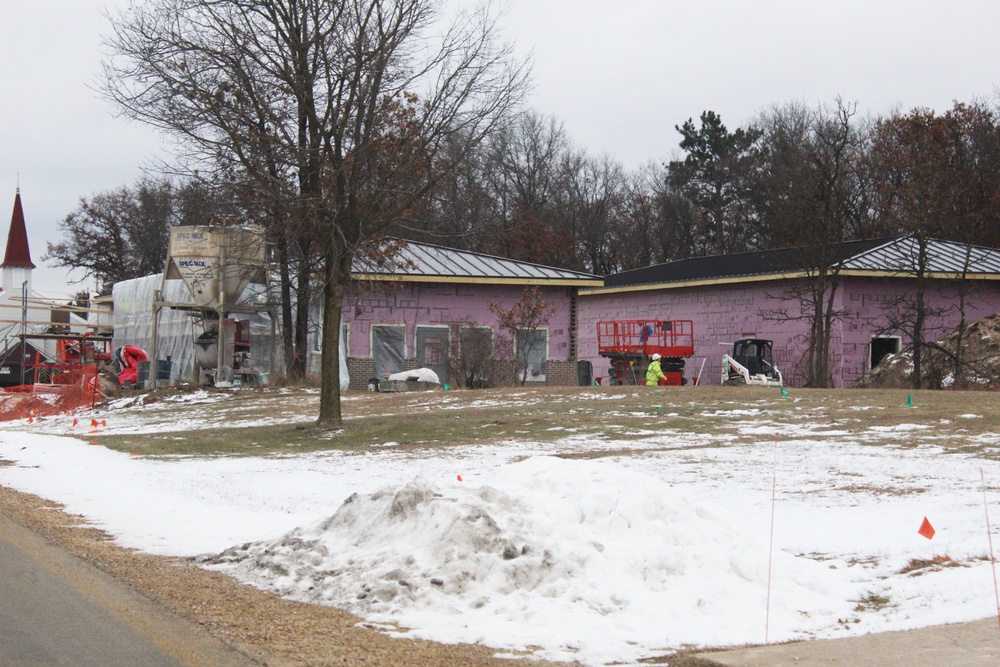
[721,338,783,386]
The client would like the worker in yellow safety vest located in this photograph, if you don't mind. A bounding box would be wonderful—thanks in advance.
[646,353,667,386]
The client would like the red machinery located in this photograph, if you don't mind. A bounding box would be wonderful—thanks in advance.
[115,345,149,388]
[596,320,694,385]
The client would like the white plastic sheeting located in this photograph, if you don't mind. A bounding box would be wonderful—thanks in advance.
[113,274,350,390]
[113,275,197,383]
[387,368,440,384]
[339,330,349,390]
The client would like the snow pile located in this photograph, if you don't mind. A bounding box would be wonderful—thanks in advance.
[203,457,851,664]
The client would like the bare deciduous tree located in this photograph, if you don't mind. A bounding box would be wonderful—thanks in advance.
[45,178,211,293]
[489,286,557,386]
[756,98,867,386]
[562,151,626,275]
[104,0,529,425]
[865,103,1000,387]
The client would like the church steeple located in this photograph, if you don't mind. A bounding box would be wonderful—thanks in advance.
[2,189,35,270]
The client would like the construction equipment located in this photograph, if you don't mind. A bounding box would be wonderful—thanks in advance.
[151,225,275,388]
[596,319,694,385]
[722,338,783,386]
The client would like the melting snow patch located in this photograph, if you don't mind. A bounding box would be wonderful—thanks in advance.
[163,390,228,404]
[575,393,623,400]
[867,424,931,432]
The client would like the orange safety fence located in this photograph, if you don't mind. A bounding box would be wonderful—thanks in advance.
[0,371,104,422]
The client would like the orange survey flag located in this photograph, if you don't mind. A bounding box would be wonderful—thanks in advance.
[918,517,936,540]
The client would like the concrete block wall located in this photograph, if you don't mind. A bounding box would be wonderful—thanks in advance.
[347,356,422,390]
[346,357,376,390]
[346,355,580,390]
[483,358,579,388]
[546,360,580,387]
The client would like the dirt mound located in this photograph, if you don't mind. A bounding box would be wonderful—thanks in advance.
[857,312,1000,389]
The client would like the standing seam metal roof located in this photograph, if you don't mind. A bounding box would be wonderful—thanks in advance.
[352,239,601,282]
[840,236,1000,273]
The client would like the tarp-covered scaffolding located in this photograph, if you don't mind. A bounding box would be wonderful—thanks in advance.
[113,274,351,389]
[113,274,280,385]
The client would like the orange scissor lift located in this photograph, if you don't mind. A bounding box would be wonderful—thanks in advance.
[596,319,695,386]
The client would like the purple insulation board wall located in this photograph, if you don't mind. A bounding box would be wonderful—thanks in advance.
[344,282,577,361]
[579,281,813,387]
[579,276,1000,388]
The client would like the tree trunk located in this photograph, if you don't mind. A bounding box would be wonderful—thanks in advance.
[289,245,312,380]
[820,274,840,387]
[318,248,352,427]
[911,239,929,390]
[275,232,297,381]
[953,286,967,388]
[912,290,926,390]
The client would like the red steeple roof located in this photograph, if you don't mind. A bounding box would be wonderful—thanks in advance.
[2,190,34,269]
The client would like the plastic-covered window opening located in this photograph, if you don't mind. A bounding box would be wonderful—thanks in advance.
[415,325,449,385]
[372,324,405,379]
[516,328,548,382]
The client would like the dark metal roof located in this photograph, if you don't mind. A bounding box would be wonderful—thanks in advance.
[603,238,891,288]
[353,239,602,284]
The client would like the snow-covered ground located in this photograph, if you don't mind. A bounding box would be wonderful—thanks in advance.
[2,390,1000,666]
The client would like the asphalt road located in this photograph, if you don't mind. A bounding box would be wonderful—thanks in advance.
[0,512,259,667]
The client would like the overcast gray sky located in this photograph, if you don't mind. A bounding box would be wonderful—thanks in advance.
[3,0,999,298]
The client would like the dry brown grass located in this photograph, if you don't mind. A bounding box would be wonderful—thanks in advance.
[84,385,1000,460]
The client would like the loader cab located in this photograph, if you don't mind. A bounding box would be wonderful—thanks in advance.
[732,338,775,378]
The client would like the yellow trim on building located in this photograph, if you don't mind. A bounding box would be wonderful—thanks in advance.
[836,269,1000,280]
[352,273,604,288]
[580,269,1000,296]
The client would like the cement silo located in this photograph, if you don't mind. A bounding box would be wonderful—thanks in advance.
[149,225,274,387]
